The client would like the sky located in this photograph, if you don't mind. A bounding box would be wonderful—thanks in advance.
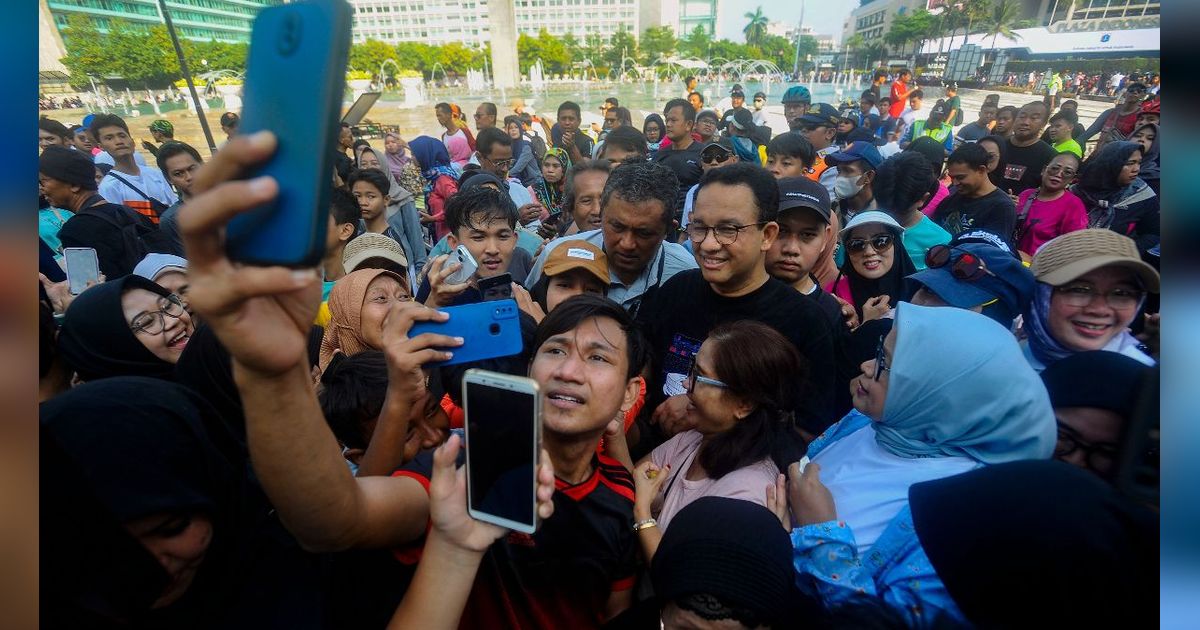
[716,0,861,45]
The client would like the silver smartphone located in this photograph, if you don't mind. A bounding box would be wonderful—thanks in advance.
[462,369,542,534]
[63,247,100,295]
[444,244,478,285]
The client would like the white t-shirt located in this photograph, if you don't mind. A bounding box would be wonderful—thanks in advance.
[94,150,148,168]
[98,167,178,207]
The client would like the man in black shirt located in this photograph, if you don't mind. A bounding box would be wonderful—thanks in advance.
[550,101,594,164]
[637,163,838,455]
[955,103,997,146]
[935,143,1017,247]
[998,101,1057,196]
[719,87,748,131]
[652,98,703,221]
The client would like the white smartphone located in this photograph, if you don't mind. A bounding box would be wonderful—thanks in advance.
[463,369,542,534]
[64,247,100,295]
[444,244,478,285]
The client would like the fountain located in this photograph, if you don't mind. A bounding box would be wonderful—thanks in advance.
[529,59,546,92]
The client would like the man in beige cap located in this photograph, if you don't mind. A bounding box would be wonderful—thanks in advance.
[343,231,410,286]
[528,240,609,315]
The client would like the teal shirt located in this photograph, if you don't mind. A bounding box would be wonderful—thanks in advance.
[39,207,74,258]
[902,216,953,270]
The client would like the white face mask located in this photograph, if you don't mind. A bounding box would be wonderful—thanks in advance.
[834,173,865,200]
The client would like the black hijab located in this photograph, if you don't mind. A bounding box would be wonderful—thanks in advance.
[979,134,1008,188]
[1074,141,1143,206]
[910,460,1157,628]
[57,275,177,382]
[174,324,246,445]
[837,222,917,321]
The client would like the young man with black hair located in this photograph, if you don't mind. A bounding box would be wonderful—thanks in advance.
[155,141,204,255]
[90,113,177,222]
[998,101,1057,196]
[475,126,537,212]
[39,145,158,278]
[1046,111,1083,158]
[348,168,396,237]
[552,101,593,163]
[889,69,915,119]
[687,91,704,114]
[718,87,748,131]
[175,152,650,620]
[636,163,838,455]
[322,187,362,295]
[934,143,1017,246]
[955,103,998,146]
[592,106,635,159]
[765,176,844,329]
[653,99,703,220]
[765,133,817,180]
[526,160,696,312]
[597,126,648,165]
[870,69,889,104]
[418,185,528,307]
[38,117,72,152]
[693,109,719,145]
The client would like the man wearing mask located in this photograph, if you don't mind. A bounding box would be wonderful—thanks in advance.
[781,85,812,133]
[825,141,882,224]
[998,101,1057,197]
[751,91,768,126]
[526,161,696,313]
[652,99,704,220]
[797,103,842,198]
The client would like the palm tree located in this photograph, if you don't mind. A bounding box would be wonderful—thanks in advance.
[743,6,769,48]
[983,0,1023,51]
[962,0,993,49]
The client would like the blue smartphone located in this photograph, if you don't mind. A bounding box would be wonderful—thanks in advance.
[225,0,352,267]
[409,299,524,367]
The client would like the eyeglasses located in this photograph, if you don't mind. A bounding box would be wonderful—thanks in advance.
[1044,164,1078,178]
[685,359,728,393]
[925,245,998,281]
[701,151,732,164]
[1054,283,1144,310]
[129,294,186,336]
[686,222,768,245]
[873,335,891,382]
[845,233,895,255]
[1054,421,1118,472]
[487,157,516,169]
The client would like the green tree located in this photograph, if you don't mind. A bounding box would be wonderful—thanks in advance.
[561,32,584,63]
[844,34,864,68]
[395,42,437,76]
[106,22,180,88]
[604,27,638,71]
[863,41,888,68]
[679,24,713,59]
[60,14,113,88]
[640,25,677,64]
[536,30,571,74]
[982,0,1023,51]
[743,6,769,47]
[583,33,607,69]
[436,42,476,75]
[349,39,399,80]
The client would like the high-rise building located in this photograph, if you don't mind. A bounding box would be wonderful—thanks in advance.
[46,0,282,44]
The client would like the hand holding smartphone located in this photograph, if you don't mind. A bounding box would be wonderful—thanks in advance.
[444,244,478,286]
[463,369,542,534]
[63,248,100,295]
[407,299,523,367]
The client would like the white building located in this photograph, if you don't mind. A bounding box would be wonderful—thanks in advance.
[766,22,836,52]
[351,0,716,46]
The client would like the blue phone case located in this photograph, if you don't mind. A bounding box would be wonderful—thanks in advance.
[409,299,524,367]
[225,0,352,266]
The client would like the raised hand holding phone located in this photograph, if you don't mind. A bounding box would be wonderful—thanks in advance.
[423,253,473,308]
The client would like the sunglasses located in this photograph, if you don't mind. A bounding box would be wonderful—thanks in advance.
[702,151,732,164]
[925,245,998,281]
[845,233,894,254]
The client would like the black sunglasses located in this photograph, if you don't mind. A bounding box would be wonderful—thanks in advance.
[845,234,894,254]
[925,245,998,281]
[702,150,732,164]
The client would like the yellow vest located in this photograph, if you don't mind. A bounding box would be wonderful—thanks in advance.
[912,120,953,143]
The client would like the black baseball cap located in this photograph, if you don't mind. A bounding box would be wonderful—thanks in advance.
[777,177,832,223]
[753,91,767,100]
[731,88,745,98]
[799,103,840,127]
[730,108,756,131]
[696,109,720,124]
[701,138,734,158]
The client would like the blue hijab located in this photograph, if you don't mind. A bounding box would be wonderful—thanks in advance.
[874,302,1056,464]
[408,135,460,194]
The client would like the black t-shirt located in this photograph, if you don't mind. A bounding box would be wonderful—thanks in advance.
[719,105,747,130]
[933,188,1017,245]
[956,122,990,143]
[57,202,158,279]
[998,139,1057,195]
[334,150,353,183]
[550,124,595,160]
[394,447,637,629]
[652,142,703,216]
[637,270,839,439]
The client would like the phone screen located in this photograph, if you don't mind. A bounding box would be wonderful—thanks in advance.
[478,273,513,302]
[64,248,100,295]
[466,380,537,530]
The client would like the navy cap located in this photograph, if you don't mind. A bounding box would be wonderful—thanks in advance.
[799,103,840,127]
[777,177,832,222]
[730,108,756,131]
[825,141,884,170]
[907,242,1036,326]
[753,91,767,100]
[696,108,720,124]
[781,85,811,104]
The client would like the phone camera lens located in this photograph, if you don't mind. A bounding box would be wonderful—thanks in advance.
[489,323,501,335]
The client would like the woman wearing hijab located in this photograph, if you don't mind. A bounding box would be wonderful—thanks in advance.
[827,211,916,325]
[57,275,195,382]
[132,253,190,310]
[41,378,326,628]
[383,132,426,199]
[319,268,410,372]
[1071,141,1159,256]
[642,113,665,154]
[1022,229,1159,371]
[357,146,428,276]
[533,147,570,219]
[408,136,460,242]
[503,115,544,187]
[770,303,1055,627]
[1128,122,1159,195]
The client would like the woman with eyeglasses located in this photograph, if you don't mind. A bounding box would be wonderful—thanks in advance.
[1071,141,1159,257]
[827,211,916,325]
[1013,151,1087,257]
[768,302,1054,626]
[56,275,195,382]
[642,113,665,153]
[1040,350,1152,481]
[631,321,805,560]
[1023,229,1159,372]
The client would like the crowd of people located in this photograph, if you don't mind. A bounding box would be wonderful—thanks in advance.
[39,65,1159,629]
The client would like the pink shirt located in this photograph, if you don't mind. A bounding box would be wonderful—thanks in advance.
[649,431,778,531]
[922,182,951,217]
[1015,188,1088,255]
